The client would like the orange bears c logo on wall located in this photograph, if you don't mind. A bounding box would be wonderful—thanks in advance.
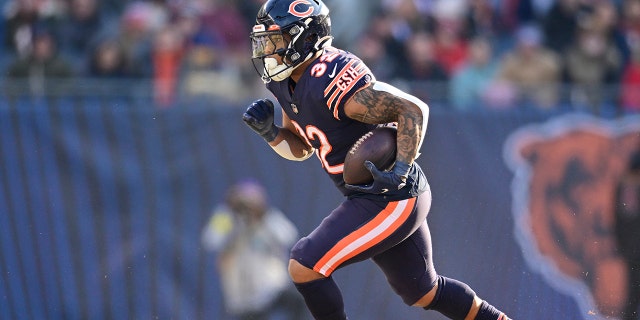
[504,114,640,319]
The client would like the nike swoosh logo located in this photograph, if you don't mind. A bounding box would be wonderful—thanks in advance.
[328,65,337,78]
[381,188,389,193]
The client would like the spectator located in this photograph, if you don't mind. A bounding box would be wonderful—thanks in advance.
[450,36,499,111]
[464,0,500,39]
[131,0,169,33]
[395,31,449,103]
[495,24,561,110]
[3,0,43,56]
[614,151,640,320]
[179,35,250,104]
[432,19,469,75]
[5,27,74,95]
[195,0,254,94]
[173,6,248,103]
[541,0,583,54]
[201,179,308,320]
[55,0,107,61]
[621,0,640,40]
[365,10,408,72]
[620,0,640,113]
[86,38,129,79]
[198,0,250,57]
[352,31,397,82]
[376,0,437,72]
[110,1,169,79]
[589,0,630,72]
[324,0,378,48]
[382,0,434,34]
[151,26,184,107]
[82,37,135,97]
[173,5,219,51]
[620,33,640,113]
[431,0,469,75]
[3,1,67,51]
[99,0,128,19]
[497,0,528,33]
[563,20,623,112]
[529,0,555,18]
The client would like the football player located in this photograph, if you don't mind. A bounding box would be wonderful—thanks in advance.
[242,0,511,319]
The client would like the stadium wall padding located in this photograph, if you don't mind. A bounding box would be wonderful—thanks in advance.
[1,98,626,320]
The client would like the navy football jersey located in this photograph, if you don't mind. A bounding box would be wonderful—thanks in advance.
[266,47,427,200]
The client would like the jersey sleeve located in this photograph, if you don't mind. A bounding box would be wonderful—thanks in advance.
[317,49,375,121]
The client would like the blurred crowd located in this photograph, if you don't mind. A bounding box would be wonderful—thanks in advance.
[2,0,640,114]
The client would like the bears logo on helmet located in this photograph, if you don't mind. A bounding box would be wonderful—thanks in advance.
[288,0,314,18]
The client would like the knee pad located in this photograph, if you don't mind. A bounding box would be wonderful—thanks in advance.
[424,276,476,320]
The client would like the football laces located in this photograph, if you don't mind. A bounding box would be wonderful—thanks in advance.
[348,131,374,155]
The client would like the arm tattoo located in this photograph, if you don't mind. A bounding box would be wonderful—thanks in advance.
[351,87,398,124]
[351,86,424,163]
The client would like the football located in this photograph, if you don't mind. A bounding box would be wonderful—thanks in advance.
[343,126,397,185]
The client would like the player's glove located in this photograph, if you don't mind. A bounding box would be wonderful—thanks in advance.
[345,160,411,194]
[242,99,279,142]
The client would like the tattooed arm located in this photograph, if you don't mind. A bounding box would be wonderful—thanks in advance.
[344,81,429,166]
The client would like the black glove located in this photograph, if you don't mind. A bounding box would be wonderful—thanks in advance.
[345,161,411,194]
[242,99,279,142]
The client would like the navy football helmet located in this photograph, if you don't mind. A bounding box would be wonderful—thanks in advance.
[250,0,332,82]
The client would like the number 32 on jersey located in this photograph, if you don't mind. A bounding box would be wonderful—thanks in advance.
[290,120,343,175]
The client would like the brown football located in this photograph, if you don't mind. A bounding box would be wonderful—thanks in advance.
[343,126,397,185]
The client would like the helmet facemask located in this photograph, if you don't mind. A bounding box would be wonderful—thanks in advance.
[251,25,295,83]
[251,16,332,83]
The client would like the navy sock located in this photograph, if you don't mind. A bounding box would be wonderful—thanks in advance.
[424,276,476,319]
[475,300,510,320]
[294,277,347,320]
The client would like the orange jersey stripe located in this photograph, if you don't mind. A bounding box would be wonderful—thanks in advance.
[324,60,357,96]
[313,198,416,276]
[326,86,342,112]
[333,69,368,110]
